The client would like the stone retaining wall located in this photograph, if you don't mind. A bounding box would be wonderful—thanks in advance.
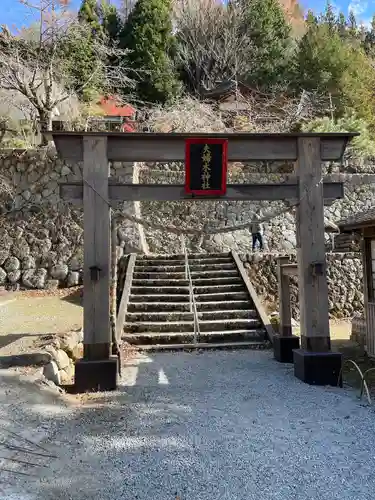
[0,150,369,319]
[139,162,375,254]
[0,150,142,289]
[242,252,363,320]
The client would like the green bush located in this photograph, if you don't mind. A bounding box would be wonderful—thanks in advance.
[303,112,375,160]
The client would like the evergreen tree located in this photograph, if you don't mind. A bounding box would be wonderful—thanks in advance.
[294,10,375,124]
[295,12,346,95]
[337,12,347,39]
[64,0,112,101]
[59,26,104,102]
[240,0,293,88]
[321,1,336,32]
[347,10,358,39]
[101,2,122,43]
[78,0,103,36]
[119,0,180,103]
[363,15,375,56]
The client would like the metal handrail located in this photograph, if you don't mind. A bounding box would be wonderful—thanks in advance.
[180,235,201,344]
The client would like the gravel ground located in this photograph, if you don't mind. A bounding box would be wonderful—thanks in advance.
[3,350,375,500]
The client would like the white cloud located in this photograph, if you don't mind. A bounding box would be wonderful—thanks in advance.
[360,17,373,29]
[348,0,368,16]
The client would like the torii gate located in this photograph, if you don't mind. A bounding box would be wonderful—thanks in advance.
[47,131,357,392]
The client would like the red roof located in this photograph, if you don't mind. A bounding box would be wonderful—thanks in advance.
[98,96,136,118]
[121,123,135,133]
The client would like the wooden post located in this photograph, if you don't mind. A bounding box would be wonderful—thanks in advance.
[362,233,370,353]
[277,257,292,336]
[296,137,330,352]
[82,136,111,360]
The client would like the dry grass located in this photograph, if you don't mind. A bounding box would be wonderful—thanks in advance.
[333,340,375,397]
[146,97,228,133]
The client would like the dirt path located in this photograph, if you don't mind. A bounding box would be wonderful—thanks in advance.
[0,289,83,354]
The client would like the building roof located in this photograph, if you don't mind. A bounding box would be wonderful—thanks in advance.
[338,206,375,231]
[98,96,136,118]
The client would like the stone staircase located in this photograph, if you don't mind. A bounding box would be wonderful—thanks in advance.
[122,252,270,350]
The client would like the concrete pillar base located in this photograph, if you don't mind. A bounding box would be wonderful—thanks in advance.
[273,334,300,363]
[293,349,342,387]
[74,356,118,393]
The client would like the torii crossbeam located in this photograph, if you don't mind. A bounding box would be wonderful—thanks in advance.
[46,131,358,392]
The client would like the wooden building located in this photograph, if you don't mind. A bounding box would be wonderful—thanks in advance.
[338,207,375,357]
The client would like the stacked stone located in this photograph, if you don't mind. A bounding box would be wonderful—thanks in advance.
[0,151,136,289]
[42,329,83,385]
[0,150,373,315]
[241,252,364,321]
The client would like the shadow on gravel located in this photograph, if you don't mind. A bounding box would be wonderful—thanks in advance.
[0,333,28,349]
[60,289,83,307]
[0,332,54,351]
[0,358,188,499]
[3,350,375,500]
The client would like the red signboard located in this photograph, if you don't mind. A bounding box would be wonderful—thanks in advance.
[185,138,228,196]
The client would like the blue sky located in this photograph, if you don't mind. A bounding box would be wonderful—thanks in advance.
[1,0,375,31]
[303,1,375,25]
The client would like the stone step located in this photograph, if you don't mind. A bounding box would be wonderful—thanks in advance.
[189,263,236,272]
[134,264,187,273]
[133,263,236,273]
[132,279,189,287]
[124,318,262,333]
[126,312,194,323]
[132,276,242,287]
[195,291,249,302]
[127,300,252,313]
[129,291,249,302]
[129,294,190,302]
[132,270,239,280]
[126,309,257,323]
[131,284,246,296]
[133,271,187,280]
[191,276,242,286]
[188,257,234,265]
[122,329,266,345]
[193,284,246,295]
[137,259,185,266]
[136,341,270,352]
[137,252,230,261]
[136,257,233,267]
[200,309,257,320]
[131,286,190,295]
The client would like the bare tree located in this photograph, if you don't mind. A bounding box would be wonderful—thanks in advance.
[0,0,134,145]
[227,88,332,133]
[174,0,253,95]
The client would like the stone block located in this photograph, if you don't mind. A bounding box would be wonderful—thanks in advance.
[273,335,300,363]
[4,257,20,272]
[67,271,80,287]
[54,349,70,370]
[74,357,118,393]
[293,349,343,387]
[7,270,21,284]
[45,279,59,290]
[50,263,69,280]
[43,361,61,385]
[22,255,36,270]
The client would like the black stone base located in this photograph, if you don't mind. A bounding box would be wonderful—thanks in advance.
[293,349,343,387]
[273,334,300,363]
[74,356,118,393]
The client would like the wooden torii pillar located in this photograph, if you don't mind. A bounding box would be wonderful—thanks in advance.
[47,131,357,392]
[275,259,299,363]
